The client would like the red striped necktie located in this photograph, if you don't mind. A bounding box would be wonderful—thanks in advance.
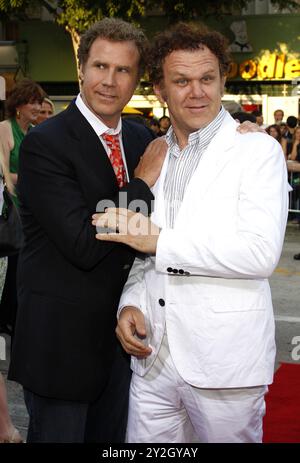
[102,133,127,188]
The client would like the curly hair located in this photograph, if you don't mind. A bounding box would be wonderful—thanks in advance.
[77,17,149,78]
[148,23,231,85]
[5,79,45,119]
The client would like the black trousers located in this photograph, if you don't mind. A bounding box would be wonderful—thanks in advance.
[24,345,131,443]
[0,254,18,339]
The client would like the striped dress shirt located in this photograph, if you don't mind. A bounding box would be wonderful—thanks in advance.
[164,106,226,227]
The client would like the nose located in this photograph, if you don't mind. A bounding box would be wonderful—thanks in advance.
[102,68,116,87]
[190,80,205,98]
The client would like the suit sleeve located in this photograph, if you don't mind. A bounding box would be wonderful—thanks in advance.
[96,178,154,216]
[117,256,147,318]
[155,137,289,279]
[18,130,153,271]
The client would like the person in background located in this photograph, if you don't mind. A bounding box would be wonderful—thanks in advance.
[95,23,289,443]
[158,115,171,136]
[0,374,23,443]
[252,110,267,128]
[279,122,288,137]
[0,146,23,443]
[35,97,55,125]
[266,124,287,159]
[283,115,298,157]
[274,109,284,125]
[288,126,300,162]
[149,118,160,136]
[288,126,300,227]
[0,79,45,338]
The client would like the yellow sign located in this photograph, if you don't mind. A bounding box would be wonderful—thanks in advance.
[228,54,300,80]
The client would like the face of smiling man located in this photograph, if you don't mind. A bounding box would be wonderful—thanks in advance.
[79,37,140,128]
[154,46,226,149]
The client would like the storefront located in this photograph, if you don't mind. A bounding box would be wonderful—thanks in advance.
[224,52,300,124]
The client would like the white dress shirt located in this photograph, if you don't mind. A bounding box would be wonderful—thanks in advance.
[75,94,129,182]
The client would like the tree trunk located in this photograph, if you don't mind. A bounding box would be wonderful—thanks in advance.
[66,26,81,81]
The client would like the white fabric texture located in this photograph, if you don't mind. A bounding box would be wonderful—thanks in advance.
[127,332,267,443]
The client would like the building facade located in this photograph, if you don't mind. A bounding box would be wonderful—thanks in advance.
[0,0,299,121]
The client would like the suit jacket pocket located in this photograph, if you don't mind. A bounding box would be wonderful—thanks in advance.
[210,279,268,313]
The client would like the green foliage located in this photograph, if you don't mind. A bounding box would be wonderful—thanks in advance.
[0,0,298,30]
[56,0,146,33]
[0,0,147,32]
[147,0,299,22]
[0,0,30,19]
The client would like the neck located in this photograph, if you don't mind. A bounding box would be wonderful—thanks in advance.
[80,93,120,129]
[172,130,188,151]
[15,117,31,134]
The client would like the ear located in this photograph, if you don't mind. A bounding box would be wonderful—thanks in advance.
[79,65,84,83]
[154,83,166,105]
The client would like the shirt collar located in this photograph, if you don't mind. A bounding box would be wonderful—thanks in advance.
[166,106,226,150]
[75,94,122,137]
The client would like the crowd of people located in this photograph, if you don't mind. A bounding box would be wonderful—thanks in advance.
[0,16,295,444]
[250,110,300,245]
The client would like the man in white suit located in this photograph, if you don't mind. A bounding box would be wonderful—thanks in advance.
[94,24,289,443]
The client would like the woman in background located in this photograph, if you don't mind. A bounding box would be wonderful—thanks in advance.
[35,97,55,125]
[288,126,300,225]
[0,79,45,338]
[0,146,22,443]
[289,126,300,162]
[266,124,287,159]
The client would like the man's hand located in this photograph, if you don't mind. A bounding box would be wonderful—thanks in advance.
[134,137,167,188]
[93,208,160,254]
[116,306,152,358]
[237,120,266,134]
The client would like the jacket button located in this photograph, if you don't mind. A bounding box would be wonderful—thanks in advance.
[167,267,173,273]
[172,269,178,274]
[184,271,190,276]
[159,298,165,307]
[179,269,184,274]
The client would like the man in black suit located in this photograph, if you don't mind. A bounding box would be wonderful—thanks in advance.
[8,18,165,443]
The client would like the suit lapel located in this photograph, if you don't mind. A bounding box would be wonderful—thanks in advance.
[121,122,146,180]
[65,102,118,188]
[151,151,169,229]
[177,113,238,210]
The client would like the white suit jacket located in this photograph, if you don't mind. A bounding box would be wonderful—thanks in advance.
[119,112,289,388]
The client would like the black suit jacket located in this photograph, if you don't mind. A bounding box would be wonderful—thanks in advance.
[8,102,155,401]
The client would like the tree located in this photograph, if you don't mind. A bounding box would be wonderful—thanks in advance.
[149,0,299,22]
[0,0,147,72]
[0,0,298,72]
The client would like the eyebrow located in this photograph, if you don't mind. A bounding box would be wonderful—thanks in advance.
[172,69,217,78]
[91,59,132,70]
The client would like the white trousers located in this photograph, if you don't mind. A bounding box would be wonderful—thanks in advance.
[127,333,268,443]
